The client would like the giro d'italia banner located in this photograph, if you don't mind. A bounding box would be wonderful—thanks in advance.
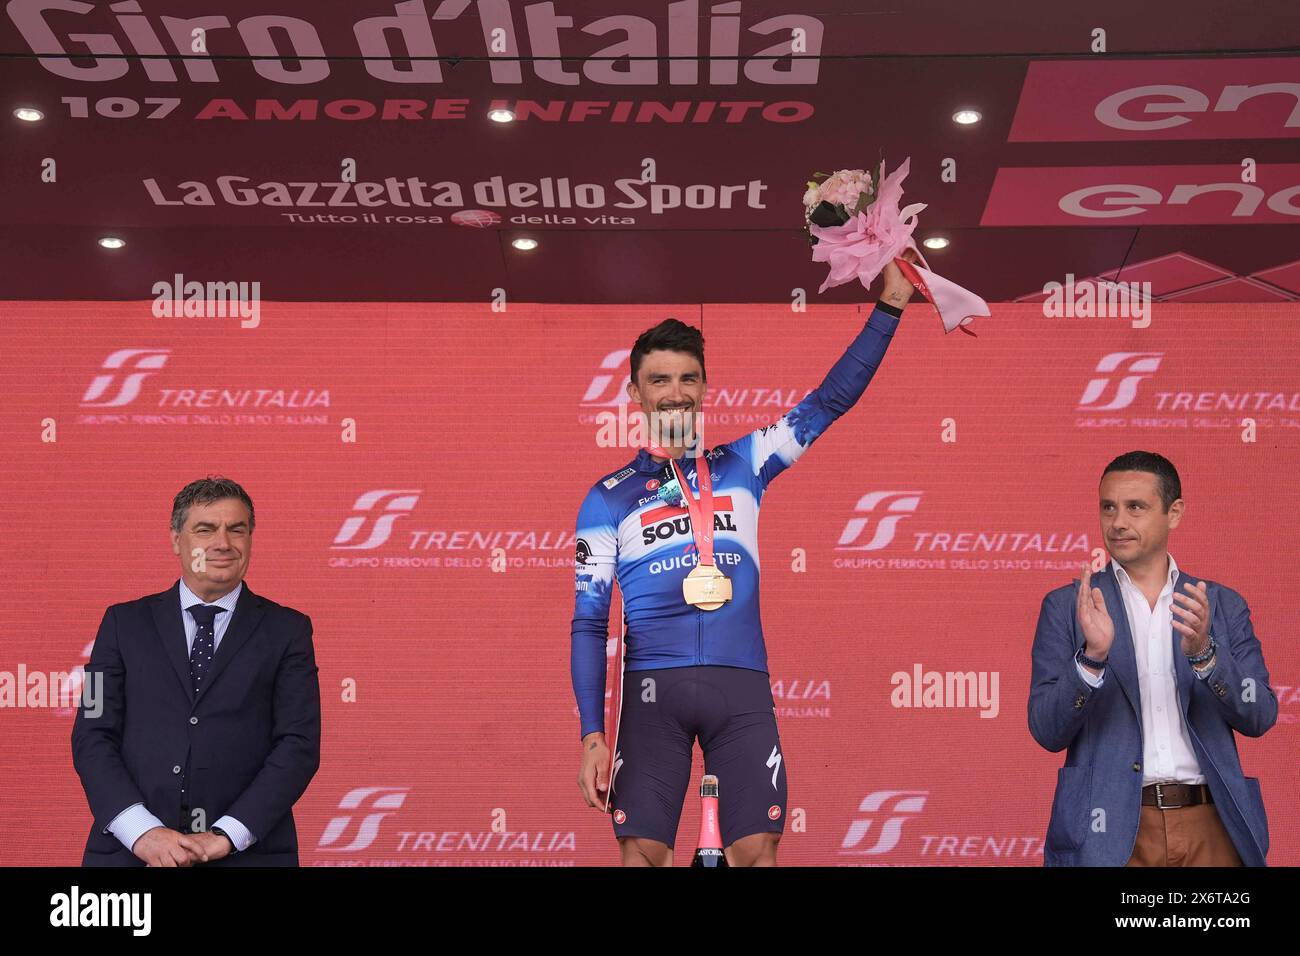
[0,298,1297,866]
[3,1,1300,303]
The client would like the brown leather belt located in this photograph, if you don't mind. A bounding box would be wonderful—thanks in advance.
[1142,783,1213,809]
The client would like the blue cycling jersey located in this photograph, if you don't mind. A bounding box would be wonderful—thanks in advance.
[570,305,901,738]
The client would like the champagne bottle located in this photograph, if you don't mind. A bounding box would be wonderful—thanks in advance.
[691,774,728,868]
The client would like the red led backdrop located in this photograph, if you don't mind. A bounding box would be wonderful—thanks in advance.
[0,299,1296,865]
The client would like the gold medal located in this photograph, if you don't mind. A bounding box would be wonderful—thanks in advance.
[683,562,732,611]
[645,444,730,610]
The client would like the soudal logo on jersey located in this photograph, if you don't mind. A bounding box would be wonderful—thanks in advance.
[639,497,737,545]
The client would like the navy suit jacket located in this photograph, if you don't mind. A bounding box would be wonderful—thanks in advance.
[71,580,321,866]
[1028,562,1276,866]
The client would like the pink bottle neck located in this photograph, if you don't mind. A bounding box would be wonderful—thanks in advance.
[698,796,723,849]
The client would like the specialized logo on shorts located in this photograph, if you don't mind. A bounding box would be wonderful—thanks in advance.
[610,750,624,796]
[768,805,782,820]
[766,744,783,789]
[613,809,627,824]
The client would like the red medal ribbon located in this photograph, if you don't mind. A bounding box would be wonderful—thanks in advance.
[647,444,715,567]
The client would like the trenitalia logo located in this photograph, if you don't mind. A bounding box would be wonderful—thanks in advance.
[331,491,422,550]
[79,348,332,417]
[9,1,826,87]
[580,350,633,406]
[318,787,410,852]
[839,790,928,855]
[834,492,923,551]
[833,493,1090,565]
[328,491,574,564]
[81,349,171,407]
[1077,352,1164,411]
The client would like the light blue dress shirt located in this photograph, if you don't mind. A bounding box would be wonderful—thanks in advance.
[105,579,257,856]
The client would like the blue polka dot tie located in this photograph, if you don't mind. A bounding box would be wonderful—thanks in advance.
[187,604,226,695]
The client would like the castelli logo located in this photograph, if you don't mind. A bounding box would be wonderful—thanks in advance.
[646,479,660,491]
[613,809,627,824]
[768,805,782,821]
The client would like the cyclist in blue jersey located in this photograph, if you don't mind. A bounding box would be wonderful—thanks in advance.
[572,252,918,866]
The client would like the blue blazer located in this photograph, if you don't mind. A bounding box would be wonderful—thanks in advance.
[1028,562,1276,866]
[71,580,321,866]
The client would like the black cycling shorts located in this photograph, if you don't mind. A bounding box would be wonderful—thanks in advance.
[609,665,787,849]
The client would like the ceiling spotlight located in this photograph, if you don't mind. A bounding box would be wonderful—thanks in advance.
[512,237,538,251]
[952,109,981,125]
[98,236,125,249]
[922,236,950,250]
[488,108,515,123]
[14,107,44,122]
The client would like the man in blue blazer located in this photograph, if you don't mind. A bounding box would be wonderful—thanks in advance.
[1029,451,1276,866]
[72,476,321,866]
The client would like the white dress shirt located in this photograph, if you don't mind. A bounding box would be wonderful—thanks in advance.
[105,579,257,855]
[1075,553,1209,785]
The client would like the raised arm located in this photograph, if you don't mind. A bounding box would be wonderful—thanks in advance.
[728,300,899,488]
[725,255,917,489]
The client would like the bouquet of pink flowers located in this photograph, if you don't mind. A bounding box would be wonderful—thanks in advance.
[803,157,988,335]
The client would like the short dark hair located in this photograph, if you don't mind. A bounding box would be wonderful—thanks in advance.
[1101,451,1182,512]
[629,318,705,387]
[171,476,256,534]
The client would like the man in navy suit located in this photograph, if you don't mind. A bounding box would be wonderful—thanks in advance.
[72,476,321,866]
[1029,451,1276,866]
